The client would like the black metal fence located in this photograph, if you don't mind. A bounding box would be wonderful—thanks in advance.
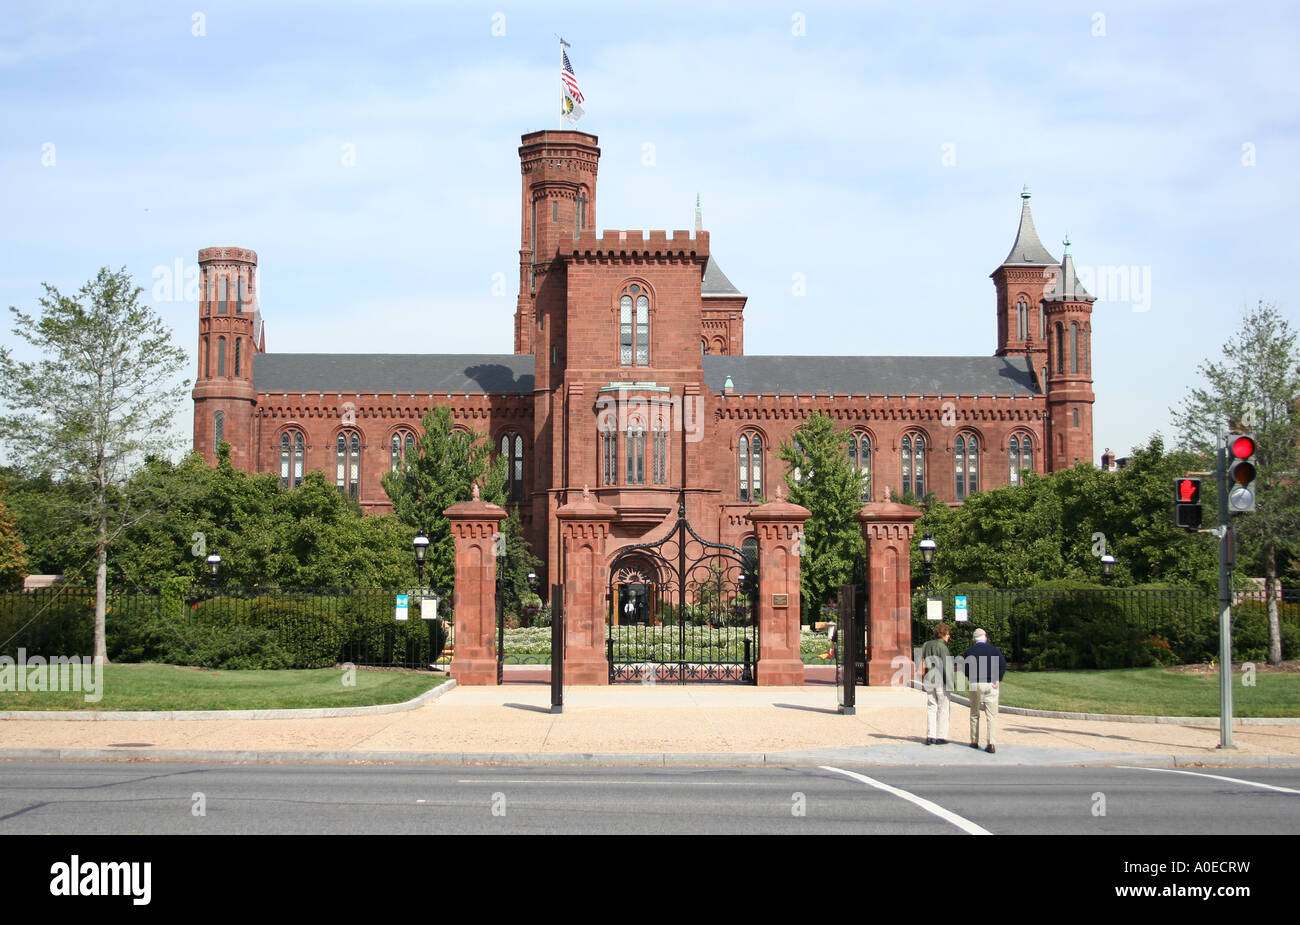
[910,587,1299,670]
[0,586,449,671]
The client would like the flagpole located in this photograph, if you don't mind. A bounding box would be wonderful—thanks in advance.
[557,36,565,130]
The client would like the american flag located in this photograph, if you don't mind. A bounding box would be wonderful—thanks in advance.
[562,50,584,104]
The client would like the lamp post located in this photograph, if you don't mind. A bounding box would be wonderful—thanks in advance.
[413,531,429,590]
[206,553,221,591]
[919,535,937,592]
[1100,553,1116,586]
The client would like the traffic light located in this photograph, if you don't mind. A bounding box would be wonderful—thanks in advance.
[1174,477,1202,529]
[1226,433,1257,513]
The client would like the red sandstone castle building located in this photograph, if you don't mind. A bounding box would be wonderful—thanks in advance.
[192,129,1096,585]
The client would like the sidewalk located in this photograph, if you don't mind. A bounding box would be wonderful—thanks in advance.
[2,680,1298,768]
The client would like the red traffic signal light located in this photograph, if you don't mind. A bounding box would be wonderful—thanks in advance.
[1226,432,1257,513]
[1173,477,1202,529]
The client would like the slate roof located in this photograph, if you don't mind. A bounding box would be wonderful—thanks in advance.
[702,355,1039,396]
[1045,250,1096,302]
[999,191,1058,267]
[254,354,535,393]
[702,256,742,296]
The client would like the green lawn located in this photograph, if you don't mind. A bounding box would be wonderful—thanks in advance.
[996,667,1300,717]
[0,663,446,712]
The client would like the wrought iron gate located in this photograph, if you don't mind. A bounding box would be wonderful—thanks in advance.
[606,505,758,683]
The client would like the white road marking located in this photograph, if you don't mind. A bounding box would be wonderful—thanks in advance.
[819,766,992,835]
[1117,766,1300,794]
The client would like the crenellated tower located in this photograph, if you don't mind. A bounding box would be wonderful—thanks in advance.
[515,130,600,361]
[192,246,262,469]
[1042,236,1096,469]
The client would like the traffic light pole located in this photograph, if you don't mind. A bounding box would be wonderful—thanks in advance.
[1216,426,1234,749]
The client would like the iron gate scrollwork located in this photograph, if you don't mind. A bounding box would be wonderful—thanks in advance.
[607,506,758,683]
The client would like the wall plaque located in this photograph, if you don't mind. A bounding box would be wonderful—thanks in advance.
[772,593,789,608]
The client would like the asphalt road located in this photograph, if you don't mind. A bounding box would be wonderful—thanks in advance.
[1,761,1297,836]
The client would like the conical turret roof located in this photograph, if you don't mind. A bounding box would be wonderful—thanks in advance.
[998,187,1058,267]
[1044,236,1096,302]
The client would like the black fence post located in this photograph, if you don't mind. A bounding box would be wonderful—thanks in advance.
[550,584,564,713]
[838,584,856,715]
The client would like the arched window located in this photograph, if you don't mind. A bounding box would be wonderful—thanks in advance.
[1071,322,1079,374]
[626,423,645,485]
[901,433,926,497]
[1073,408,1080,428]
[738,433,763,502]
[848,432,871,501]
[1039,301,1045,339]
[280,430,305,489]
[203,340,209,378]
[217,276,228,315]
[601,423,618,485]
[954,433,979,501]
[234,338,241,377]
[213,410,224,448]
[1009,434,1034,485]
[500,432,525,501]
[217,337,226,377]
[336,431,360,498]
[1055,323,1064,375]
[236,276,246,314]
[390,430,416,471]
[619,284,650,366]
[1016,298,1028,340]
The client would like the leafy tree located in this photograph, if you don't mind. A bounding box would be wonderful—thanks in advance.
[1171,301,1300,663]
[382,407,539,612]
[0,485,29,589]
[778,411,866,616]
[0,268,189,662]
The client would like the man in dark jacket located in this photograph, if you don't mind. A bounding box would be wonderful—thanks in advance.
[961,628,1007,753]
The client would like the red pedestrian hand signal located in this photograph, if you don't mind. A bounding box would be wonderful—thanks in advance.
[1178,479,1199,502]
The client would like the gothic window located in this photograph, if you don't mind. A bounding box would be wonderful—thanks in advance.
[236,276,246,314]
[848,432,871,501]
[234,338,241,377]
[213,410,224,448]
[738,432,763,502]
[336,431,360,498]
[500,432,525,501]
[217,337,226,377]
[619,284,650,366]
[652,422,668,485]
[954,433,979,501]
[1016,298,1028,340]
[601,424,618,485]
[203,340,209,378]
[1055,322,1064,374]
[1009,434,1034,485]
[901,433,926,498]
[390,430,416,471]
[1073,408,1080,428]
[1039,301,1045,339]
[626,424,645,485]
[218,276,227,315]
[280,430,304,489]
[1071,322,1079,374]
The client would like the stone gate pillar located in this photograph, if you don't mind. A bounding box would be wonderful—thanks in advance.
[556,487,616,685]
[857,492,922,686]
[747,487,810,686]
[444,486,507,686]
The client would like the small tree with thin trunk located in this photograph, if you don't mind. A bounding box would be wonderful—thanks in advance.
[1171,301,1300,665]
[0,268,190,663]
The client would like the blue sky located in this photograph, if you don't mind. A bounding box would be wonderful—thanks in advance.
[2,0,1297,462]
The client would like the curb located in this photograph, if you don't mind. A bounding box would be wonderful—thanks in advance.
[910,682,1300,725]
[0,746,1296,769]
[0,678,457,721]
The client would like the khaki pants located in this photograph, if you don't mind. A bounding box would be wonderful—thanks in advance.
[925,686,950,740]
[969,682,999,746]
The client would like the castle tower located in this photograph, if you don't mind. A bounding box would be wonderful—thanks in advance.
[515,130,600,360]
[991,187,1056,389]
[192,246,261,469]
[1042,236,1096,470]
